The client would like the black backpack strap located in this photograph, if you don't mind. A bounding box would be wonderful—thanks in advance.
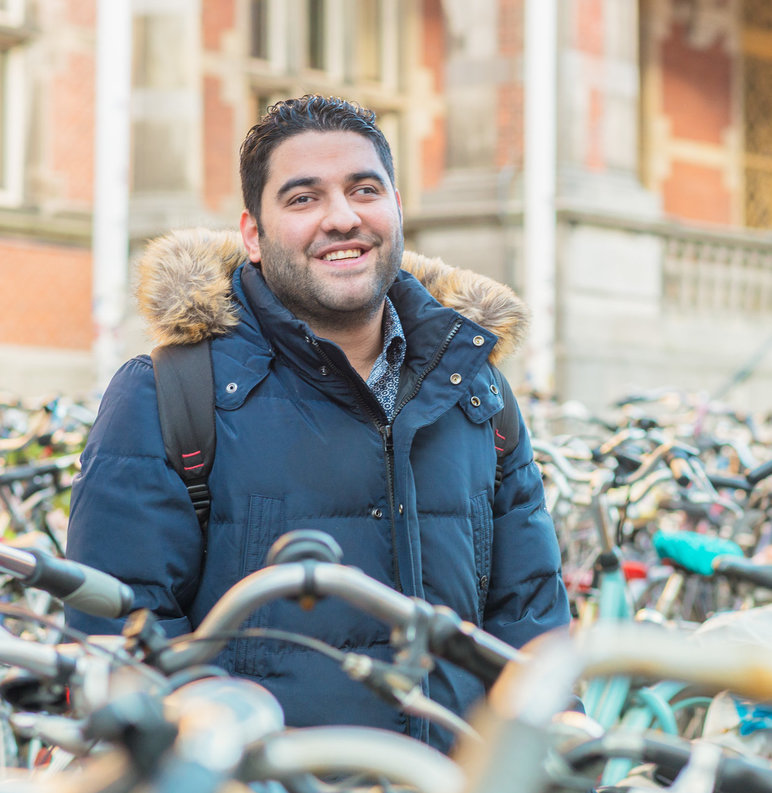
[151,340,216,537]
[491,367,520,492]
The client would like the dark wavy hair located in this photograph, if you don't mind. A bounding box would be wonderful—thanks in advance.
[239,95,395,223]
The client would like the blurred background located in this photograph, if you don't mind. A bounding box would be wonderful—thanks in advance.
[1,0,772,415]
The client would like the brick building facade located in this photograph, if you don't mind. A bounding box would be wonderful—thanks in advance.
[2,0,772,411]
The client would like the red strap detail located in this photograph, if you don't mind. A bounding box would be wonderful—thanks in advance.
[182,450,202,458]
[183,462,205,471]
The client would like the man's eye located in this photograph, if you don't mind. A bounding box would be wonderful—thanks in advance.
[354,185,378,195]
[289,195,314,205]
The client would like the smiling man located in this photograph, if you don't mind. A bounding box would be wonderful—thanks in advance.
[65,95,571,753]
[240,128,404,378]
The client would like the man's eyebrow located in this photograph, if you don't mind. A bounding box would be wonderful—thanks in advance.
[348,170,387,188]
[276,176,320,199]
[276,171,388,200]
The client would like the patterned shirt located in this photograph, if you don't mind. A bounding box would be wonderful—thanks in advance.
[366,297,406,421]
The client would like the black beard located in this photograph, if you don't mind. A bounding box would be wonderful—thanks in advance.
[259,233,403,333]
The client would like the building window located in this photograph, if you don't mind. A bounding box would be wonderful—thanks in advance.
[0,0,24,28]
[354,0,382,82]
[742,0,772,229]
[250,0,269,60]
[0,51,6,191]
[249,93,276,127]
[306,0,326,70]
[0,0,26,205]
[131,12,196,193]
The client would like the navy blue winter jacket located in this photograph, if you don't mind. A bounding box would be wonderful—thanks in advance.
[65,229,570,753]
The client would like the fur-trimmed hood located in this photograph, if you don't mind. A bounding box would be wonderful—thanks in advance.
[134,228,529,366]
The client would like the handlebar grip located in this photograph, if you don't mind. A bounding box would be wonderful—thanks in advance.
[666,454,692,487]
[747,458,772,488]
[712,556,772,591]
[707,472,752,492]
[26,551,134,618]
[611,451,644,473]
[428,607,517,687]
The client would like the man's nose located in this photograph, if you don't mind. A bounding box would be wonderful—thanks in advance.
[320,193,361,234]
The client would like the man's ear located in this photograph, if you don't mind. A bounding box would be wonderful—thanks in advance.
[240,210,261,263]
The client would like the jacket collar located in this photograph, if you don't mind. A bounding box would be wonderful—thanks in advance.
[134,228,530,368]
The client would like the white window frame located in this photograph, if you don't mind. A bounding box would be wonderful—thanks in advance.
[0,45,24,206]
[300,0,327,74]
[339,0,400,88]
[246,0,288,72]
[379,0,399,90]
[325,0,345,81]
[0,0,24,28]
[130,4,200,195]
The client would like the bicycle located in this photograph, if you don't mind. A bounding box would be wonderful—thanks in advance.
[0,531,528,792]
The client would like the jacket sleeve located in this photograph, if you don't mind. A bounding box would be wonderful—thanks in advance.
[64,355,203,638]
[483,379,571,648]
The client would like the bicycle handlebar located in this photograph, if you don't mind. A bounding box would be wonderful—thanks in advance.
[156,561,521,683]
[0,452,80,486]
[532,439,595,484]
[747,457,772,487]
[0,544,134,619]
[462,621,772,793]
[712,556,772,590]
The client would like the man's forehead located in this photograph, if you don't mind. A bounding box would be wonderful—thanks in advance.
[266,130,386,181]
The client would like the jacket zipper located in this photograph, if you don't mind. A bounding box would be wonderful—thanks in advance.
[308,317,463,596]
[378,422,402,592]
[392,318,463,418]
[308,339,405,590]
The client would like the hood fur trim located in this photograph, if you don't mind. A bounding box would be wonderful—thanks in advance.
[399,250,528,366]
[134,228,529,365]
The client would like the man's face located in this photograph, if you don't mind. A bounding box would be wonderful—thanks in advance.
[240,130,404,332]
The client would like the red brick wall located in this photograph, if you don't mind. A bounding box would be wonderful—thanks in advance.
[202,0,235,51]
[586,87,604,171]
[574,0,605,55]
[50,51,95,205]
[420,0,446,189]
[203,76,236,213]
[497,0,524,169]
[662,161,732,224]
[660,22,732,223]
[65,0,96,27]
[573,0,605,170]
[202,1,236,213]
[662,23,731,145]
[0,240,93,349]
[1,1,96,353]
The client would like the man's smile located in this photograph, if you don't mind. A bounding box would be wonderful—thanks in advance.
[322,248,363,262]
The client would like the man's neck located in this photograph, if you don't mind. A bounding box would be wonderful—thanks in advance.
[311,307,385,382]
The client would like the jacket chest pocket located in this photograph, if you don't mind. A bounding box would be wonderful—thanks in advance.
[234,494,286,675]
[470,492,493,624]
[241,494,287,576]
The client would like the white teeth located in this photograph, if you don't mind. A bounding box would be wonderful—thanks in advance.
[322,249,362,261]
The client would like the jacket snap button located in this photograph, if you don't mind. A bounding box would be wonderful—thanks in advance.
[490,384,499,395]
[371,507,383,519]
[319,366,329,376]
[470,396,481,407]
[226,382,238,393]
[479,574,489,590]
[473,335,485,346]
[450,373,462,385]
[398,504,404,515]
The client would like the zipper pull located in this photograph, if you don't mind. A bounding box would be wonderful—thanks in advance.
[380,424,393,453]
